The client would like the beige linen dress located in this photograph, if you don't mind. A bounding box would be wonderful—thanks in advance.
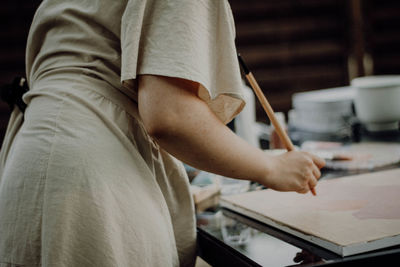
[0,0,244,266]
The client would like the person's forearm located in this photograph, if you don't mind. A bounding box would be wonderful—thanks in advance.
[153,96,273,184]
[138,75,273,185]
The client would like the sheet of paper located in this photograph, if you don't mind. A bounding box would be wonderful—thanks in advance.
[220,168,400,256]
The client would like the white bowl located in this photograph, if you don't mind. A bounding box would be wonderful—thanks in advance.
[291,87,355,133]
[351,75,400,131]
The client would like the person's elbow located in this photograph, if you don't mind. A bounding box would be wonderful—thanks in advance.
[140,108,179,140]
[137,75,199,140]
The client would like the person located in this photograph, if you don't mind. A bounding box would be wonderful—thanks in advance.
[0,0,325,266]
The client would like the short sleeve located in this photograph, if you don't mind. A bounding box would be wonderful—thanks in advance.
[120,0,245,124]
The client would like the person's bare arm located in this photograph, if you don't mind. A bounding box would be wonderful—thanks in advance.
[138,75,325,193]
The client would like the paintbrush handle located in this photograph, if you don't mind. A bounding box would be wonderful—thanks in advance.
[245,72,316,196]
[245,72,294,151]
[238,54,316,196]
[237,54,293,150]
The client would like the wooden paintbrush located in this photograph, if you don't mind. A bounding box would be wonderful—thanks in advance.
[238,54,317,196]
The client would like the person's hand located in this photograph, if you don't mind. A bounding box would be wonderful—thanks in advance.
[260,151,326,194]
[293,249,323,264]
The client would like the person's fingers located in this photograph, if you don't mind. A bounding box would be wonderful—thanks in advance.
[313,155,326,169]
[297,173,310,194]
[303,167,318,195]
[298,169,313,194]
[305,152,326,169]
[308,175,318,188]
[312,164,321,180]
[298,187,309,194]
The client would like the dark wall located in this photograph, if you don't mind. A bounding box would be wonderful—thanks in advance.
[364,0,400,75]
[229,0,400,123]
[229,0,350,122]
[0,1,41,142]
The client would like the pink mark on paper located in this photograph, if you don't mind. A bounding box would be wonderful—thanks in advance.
[352,186,400,220]
[302,183,400,220]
